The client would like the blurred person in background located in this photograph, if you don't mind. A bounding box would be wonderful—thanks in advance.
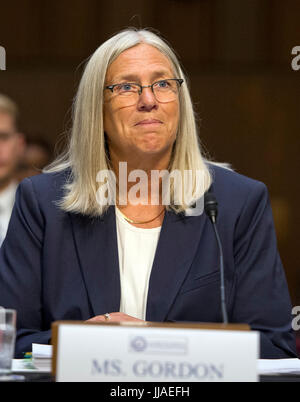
[16,138,53,181]
[0,94,25,246]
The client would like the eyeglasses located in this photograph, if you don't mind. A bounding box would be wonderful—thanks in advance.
[105,78,184,106]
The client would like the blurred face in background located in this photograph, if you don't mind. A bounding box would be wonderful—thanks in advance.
[17,143,51,181]
[0,111,24,190]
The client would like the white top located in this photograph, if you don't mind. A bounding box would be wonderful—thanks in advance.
[0,181,17,247]
[115,207,161,320]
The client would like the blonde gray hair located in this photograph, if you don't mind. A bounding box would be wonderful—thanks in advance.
[45,28,213,216]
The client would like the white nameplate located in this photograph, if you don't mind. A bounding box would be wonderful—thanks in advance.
[54,323,259,382]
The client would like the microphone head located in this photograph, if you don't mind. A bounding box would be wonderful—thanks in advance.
[204,191,218,223]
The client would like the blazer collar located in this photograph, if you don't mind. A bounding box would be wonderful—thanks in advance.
[146,209,206,321]
[70,206,206,321]
[69,206,121,317]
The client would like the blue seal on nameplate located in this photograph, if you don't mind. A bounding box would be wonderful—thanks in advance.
[131,336,147,352]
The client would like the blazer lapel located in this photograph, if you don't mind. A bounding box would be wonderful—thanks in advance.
[70,204,207,322]
[146,210,207,322]
[69,206,121,317]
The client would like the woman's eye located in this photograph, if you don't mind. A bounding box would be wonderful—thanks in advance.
[157,80,169,88]
[120,84,133,91]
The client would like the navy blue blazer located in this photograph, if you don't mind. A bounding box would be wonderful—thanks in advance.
[0,164,297,358]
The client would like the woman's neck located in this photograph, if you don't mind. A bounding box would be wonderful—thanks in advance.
[109,147,172,206]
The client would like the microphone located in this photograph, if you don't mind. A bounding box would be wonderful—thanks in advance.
[204,191,228,324]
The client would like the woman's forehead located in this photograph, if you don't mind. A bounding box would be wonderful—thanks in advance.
[106,44,174,83]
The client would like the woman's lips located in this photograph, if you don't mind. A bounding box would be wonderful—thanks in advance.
[135,119,162,126]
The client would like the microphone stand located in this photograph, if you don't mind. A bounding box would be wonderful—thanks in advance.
[204,192,228,324]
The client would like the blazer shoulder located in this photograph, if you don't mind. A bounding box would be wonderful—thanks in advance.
[18,169,70,208]
[207,162,267,195]
[206,162,269,217]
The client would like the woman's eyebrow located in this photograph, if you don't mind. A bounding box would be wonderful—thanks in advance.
[112,70,172,83]
[112,74,139,83]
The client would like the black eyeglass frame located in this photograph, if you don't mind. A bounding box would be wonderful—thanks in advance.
[105,78,184,95]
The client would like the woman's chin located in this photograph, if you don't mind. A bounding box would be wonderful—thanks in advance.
[136,137,173,155]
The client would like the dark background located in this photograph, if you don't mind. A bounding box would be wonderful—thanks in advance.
[0,0,299,305]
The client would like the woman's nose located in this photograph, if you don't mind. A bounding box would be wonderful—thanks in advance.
[137,87,158,111]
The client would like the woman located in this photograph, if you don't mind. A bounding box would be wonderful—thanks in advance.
[0,28,297,358]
